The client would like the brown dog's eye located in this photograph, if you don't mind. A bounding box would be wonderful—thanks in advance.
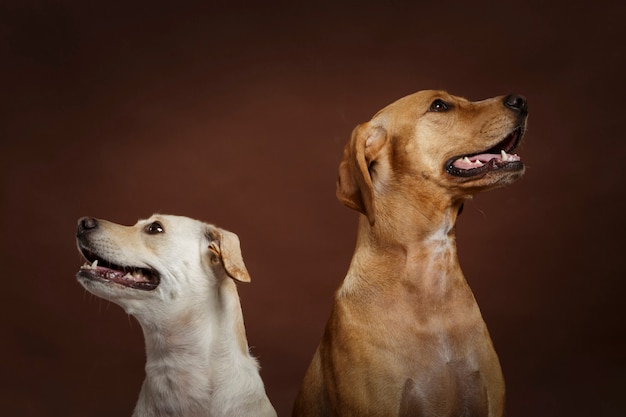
[429,99,450,112]
[145,221,164,234]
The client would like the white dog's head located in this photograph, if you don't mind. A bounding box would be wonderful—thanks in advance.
[75,214,250,320]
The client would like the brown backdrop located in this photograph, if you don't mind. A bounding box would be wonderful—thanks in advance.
[2,1,625,416]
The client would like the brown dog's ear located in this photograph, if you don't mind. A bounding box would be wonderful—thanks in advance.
[207,228,251,283]
[336,123,388,225]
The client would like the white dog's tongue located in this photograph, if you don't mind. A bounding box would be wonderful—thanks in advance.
[453,150,520,170]
[81,260,151,285]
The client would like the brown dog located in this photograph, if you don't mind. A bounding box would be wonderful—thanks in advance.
[293,90,528,417]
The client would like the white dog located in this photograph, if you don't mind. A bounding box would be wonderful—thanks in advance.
[75,214,277,417]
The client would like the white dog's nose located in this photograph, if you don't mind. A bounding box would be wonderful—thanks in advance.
[77,217,98,237]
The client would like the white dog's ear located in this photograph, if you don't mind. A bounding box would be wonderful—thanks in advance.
[207,228,251,283]
[336,123,388,225]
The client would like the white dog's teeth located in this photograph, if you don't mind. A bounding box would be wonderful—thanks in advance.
[501,150,507,160]
[463,157,471,163]
[82,260,97,269]
[122,271,144,282]
[474,160,484,166]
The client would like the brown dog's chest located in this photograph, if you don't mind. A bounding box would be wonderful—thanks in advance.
[323,292,502,416]
[398,359,491,417]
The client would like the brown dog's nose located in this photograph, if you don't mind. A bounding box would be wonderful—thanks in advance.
[503,94,528,114]
[77,217,98,237]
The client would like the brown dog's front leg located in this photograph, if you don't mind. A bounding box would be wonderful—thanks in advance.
[398,378,426,417]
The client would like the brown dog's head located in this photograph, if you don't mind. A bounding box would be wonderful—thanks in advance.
[337,90,528,225]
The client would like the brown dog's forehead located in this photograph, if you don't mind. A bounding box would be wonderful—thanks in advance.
[372,90,471,121]
[406,89,463,103]
[408,89,464,103]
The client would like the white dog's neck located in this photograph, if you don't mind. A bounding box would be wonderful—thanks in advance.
[132,279,275,417]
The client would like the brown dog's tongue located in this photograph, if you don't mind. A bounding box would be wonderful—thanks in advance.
[453,151,520,170]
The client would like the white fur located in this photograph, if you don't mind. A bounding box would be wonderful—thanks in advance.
[76,214,277,417]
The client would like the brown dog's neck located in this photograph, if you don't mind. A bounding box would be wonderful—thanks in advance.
[362,195,465,248]
[340,199,472,304]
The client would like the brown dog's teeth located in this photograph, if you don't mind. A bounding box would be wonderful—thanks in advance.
[457,156,484,169]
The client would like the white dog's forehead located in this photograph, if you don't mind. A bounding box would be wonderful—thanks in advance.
[136,214,205,232]
[131,214,212,254]
[126,214,212,266]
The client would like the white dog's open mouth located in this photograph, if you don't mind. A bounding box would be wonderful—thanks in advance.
[78,249,160,291]
[446,127,524,177]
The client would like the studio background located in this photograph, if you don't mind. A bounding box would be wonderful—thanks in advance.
[2,1,624,416]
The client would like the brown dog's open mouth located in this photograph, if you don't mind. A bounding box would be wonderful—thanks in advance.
[446,127,524,177]
[77,248,160,291]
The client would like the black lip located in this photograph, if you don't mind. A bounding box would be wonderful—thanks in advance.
[77,244,160,291]
[445,126,525,177]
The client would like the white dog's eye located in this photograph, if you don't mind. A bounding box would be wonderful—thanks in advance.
[145,221,164,234]
[429,99,450,112]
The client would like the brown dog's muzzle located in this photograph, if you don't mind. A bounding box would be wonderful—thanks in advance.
[445,94,527,178]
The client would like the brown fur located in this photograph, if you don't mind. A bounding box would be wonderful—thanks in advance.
[293,90,528,417]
